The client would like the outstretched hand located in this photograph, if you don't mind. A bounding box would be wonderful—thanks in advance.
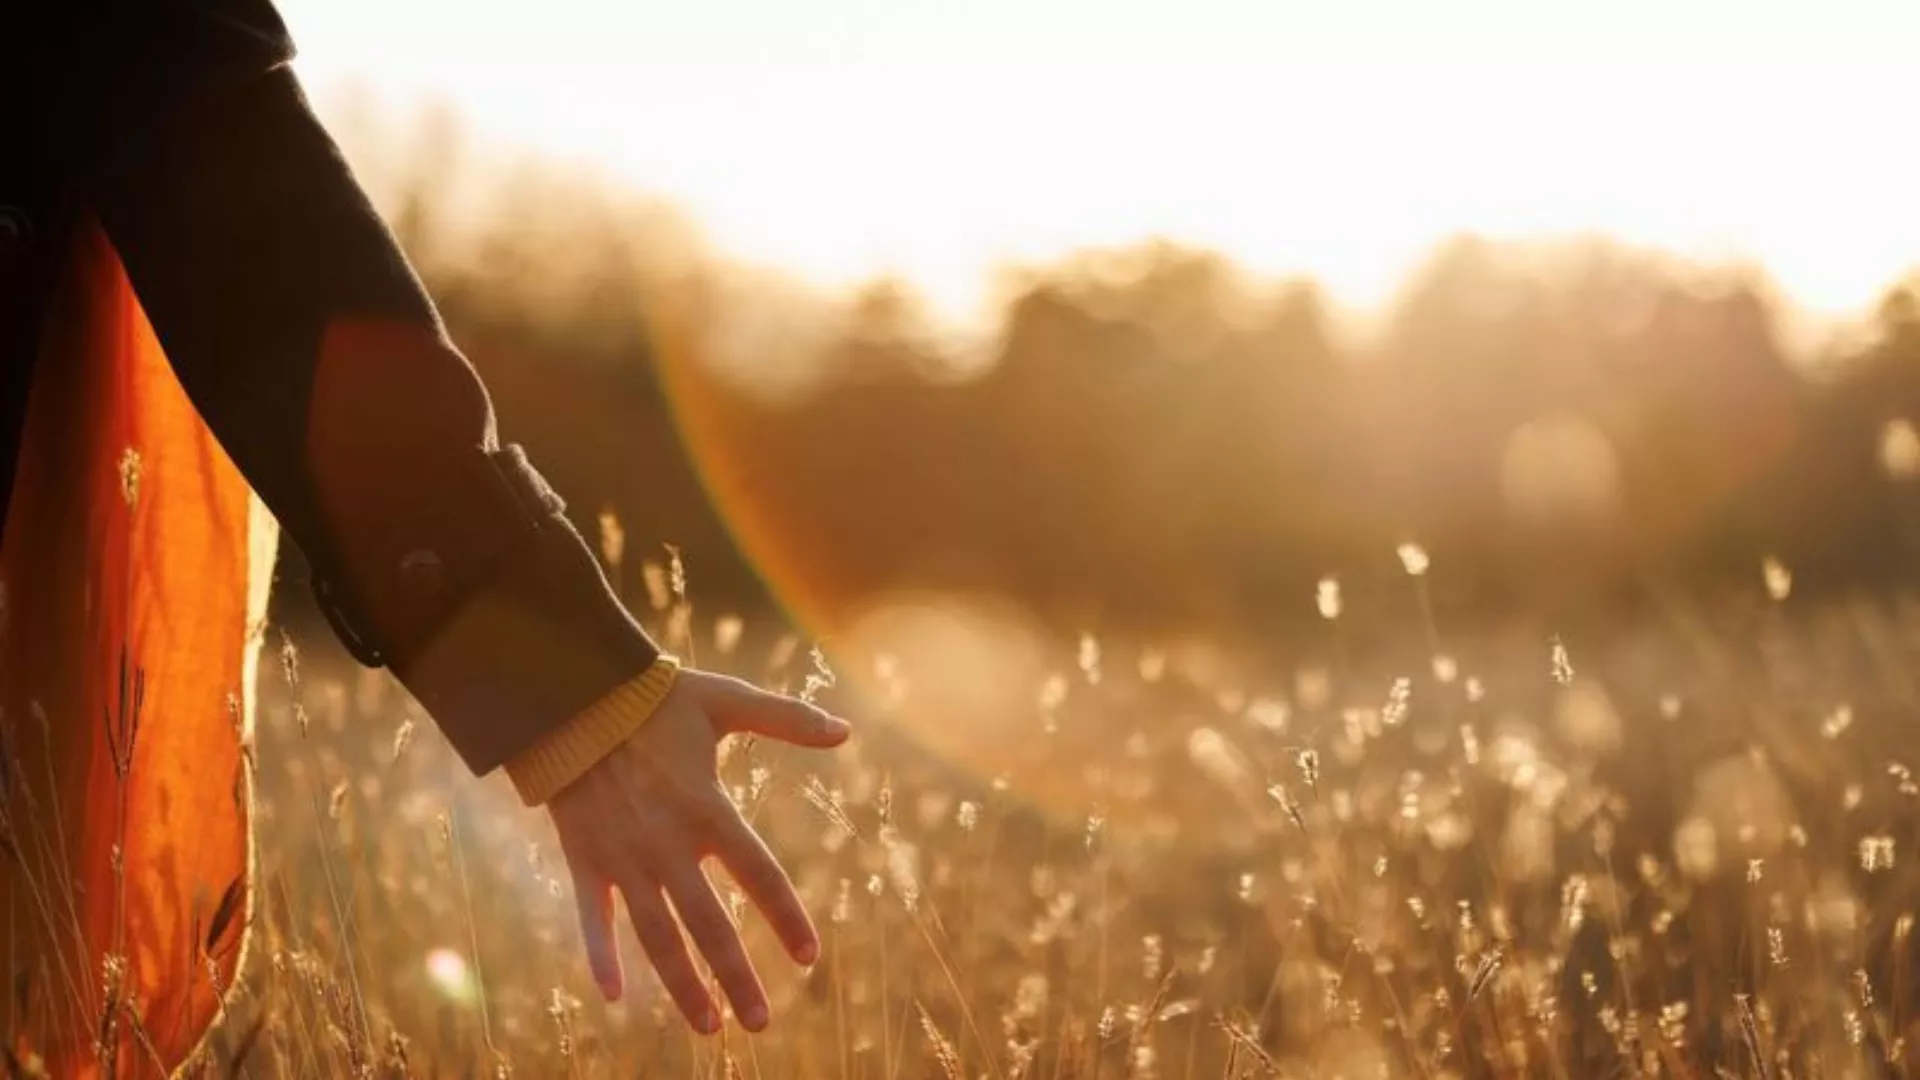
[547,669,851,1033]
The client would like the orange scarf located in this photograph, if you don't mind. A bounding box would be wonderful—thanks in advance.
[0,215,278,1076]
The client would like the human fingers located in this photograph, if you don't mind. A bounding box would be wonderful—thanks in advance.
[660,861,769,1031]
[617,865,720,1033]
[711,813,819,965]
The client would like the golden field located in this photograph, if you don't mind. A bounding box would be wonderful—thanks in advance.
[213,555,1920,1078]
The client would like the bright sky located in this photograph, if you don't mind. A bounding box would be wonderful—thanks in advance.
[279,0,1918,323]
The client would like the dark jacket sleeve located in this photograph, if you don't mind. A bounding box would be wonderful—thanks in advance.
[82,65,661,776]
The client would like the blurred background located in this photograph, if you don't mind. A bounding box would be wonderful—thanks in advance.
[219,4,1920,1074]
[272,0,1920,647]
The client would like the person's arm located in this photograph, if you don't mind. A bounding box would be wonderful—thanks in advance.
[84,65,652,775]
[83,64,849,1030]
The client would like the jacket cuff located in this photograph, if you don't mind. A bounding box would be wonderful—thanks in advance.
[297,319,663,774]
[390,511,662,775]
[506,654,682,805]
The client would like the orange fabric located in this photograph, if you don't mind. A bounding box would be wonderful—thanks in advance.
[0,216,277,1076]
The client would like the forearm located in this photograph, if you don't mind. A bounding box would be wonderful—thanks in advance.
[85,65,660,774]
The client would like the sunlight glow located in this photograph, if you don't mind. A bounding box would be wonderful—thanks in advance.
[280,0,1918,323]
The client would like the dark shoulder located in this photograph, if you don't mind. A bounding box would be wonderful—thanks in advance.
[7,0,297,186]
[122,0,297,77]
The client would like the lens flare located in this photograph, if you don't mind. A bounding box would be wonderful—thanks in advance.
[425,948,476,1003]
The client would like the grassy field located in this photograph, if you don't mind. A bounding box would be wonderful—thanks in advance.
[207,564,1920,1078]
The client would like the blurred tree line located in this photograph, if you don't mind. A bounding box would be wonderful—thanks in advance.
[312,105,1920,638]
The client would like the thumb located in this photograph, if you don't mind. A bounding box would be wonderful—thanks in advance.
[569,864,624,1001]
[709,679,851,747]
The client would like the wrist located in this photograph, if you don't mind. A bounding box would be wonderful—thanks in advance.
[505,654,682,806]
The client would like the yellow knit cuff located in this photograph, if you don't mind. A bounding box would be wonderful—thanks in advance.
[505,655,682,806]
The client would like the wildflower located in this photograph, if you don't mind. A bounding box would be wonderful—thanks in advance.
[278,631,300,689]
[801,644,835,704]
[663,543,687,600]
[1382,677,1411,726]
[1561,875,1588,932]
[1397,542,1430,577]
[1077,633,1101,685]
[1860,835,1895,873]
[1263,786,1304,834]
[881,828,920,911]
[1658,1001,1689,1049]
[1736,994,1765,1073]
[1549,637,1574,686]
[1459,723,1481,765]
[1892,762,1919,796]
[640,561,671,610]
[1316,576,1342,620]
[1466,948,1504,1002]
[597,509,625,573]
[118,447,143,508]
[1295,748,1320,790]
[1761,557,1792,601]
[1882,418,1920,478]
[801,775,858,838]
[714,614,744,654]
[916,1004,963,1080]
